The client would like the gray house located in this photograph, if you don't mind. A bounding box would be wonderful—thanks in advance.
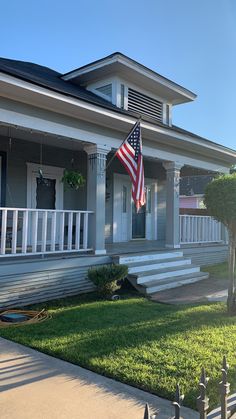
[0,52,235,307]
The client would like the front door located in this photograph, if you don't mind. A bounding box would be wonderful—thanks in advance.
[132,203,146,239]
[27,163,64,244]
[113,174,157,242]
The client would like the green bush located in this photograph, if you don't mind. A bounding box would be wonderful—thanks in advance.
[88,264,128,298]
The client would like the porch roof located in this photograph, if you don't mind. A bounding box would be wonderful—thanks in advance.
[1,56,236,164]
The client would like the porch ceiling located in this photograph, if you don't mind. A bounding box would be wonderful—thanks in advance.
[0,124,92,151]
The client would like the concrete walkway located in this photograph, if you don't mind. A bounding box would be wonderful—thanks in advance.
[0,337,198,419]
[151,275,228,305]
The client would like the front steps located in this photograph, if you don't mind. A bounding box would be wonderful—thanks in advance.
[114,251,209,295]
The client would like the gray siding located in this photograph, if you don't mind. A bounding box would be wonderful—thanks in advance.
[183,245,228,266]
[0,255,110,308]
[0,136,87,209]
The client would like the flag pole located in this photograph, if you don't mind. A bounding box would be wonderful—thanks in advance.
[106,116,142,171]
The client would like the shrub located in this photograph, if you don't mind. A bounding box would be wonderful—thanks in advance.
[204,174,236,314]
[88,264,128,298]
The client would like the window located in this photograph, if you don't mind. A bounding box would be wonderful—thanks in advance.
[122,185,127,213]
[128,88,163,122]
[120,84,125,109]
[146,186,152,213]
[36,178,56,209]
[95,84,112,101]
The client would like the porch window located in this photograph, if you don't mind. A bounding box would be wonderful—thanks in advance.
[36,178,56,209]
[146,186,152,213]
[122,185,127,213]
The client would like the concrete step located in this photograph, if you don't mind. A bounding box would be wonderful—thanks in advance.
[116,251,183,265]
[132,264,200,285]
[128,257,191,274]
[144,272,209,294]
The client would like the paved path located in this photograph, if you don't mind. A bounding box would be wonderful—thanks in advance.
[0,338,198,419]
[151,275,228,305]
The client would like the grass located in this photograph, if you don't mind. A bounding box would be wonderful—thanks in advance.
[0,262,234,411]
[203,261,230,279]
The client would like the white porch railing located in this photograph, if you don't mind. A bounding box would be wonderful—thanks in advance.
[179,215,226,244]
[0,207,93,257]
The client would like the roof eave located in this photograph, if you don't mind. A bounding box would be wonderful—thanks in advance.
[61,53,197,103]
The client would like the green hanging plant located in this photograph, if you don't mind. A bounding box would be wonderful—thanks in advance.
[61,169,85,190]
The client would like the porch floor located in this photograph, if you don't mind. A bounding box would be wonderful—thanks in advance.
[105,240,226,255]
[105,240,166,255]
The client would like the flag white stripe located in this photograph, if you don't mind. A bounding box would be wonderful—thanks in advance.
[136,158,142,200]
[117,150,136,182]
[120,145,137,170]
[124,140,135,156]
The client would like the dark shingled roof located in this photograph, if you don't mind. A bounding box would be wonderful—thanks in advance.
[0,57,120,109]
[0,56,235,156]
[180,175,215,196]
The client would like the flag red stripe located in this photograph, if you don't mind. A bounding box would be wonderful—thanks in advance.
[115,121,145,210]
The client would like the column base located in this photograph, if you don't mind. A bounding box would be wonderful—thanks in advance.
[94,249,107,255]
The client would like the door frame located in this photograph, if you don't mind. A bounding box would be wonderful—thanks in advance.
[26,163,64,209]
[113,173,158,242]
[0,151,6,206]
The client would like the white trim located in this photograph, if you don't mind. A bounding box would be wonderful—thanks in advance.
[0,108,230,173]
[62,54,196,102]
[26,163,64,210]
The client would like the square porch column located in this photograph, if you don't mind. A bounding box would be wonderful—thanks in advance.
[163,161,183,249]
[84,145,111,255]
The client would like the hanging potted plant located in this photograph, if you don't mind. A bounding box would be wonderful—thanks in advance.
[61,169,85,190]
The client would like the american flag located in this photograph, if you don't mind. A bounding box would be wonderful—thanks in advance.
[116,121,146,210]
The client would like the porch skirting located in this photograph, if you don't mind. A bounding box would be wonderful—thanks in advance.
[0,255,109,309]
[0,243,228,309]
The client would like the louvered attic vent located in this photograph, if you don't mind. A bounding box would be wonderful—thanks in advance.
[128,88,163,121]
[95,84,112,101]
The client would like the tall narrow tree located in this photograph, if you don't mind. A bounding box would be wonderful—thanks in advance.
[204,174,236,314]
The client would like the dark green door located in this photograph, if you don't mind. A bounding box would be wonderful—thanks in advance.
[132,202,146,239]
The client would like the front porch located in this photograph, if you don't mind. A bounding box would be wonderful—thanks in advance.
[0,124,228,261]
[0,208,228,258]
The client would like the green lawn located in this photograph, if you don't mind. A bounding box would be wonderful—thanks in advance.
[0,262,234,411]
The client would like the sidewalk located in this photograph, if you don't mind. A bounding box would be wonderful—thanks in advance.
[151,275,228,305]
[0,337,198,419]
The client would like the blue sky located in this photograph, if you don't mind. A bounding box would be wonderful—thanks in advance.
[1,0,235,149]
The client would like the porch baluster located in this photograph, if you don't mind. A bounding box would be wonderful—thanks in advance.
[0,209,7,254]
[59,211,65,251]
[22,210,29,253]
[12,209,18,254]
[41,210,48,252]
[75,212,81,250]
[83,212,88,250]
[50,211,56,252]
[67,212,73,250]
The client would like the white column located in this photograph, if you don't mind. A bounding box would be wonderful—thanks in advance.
[84,144,111,255]
[163,161,183,249]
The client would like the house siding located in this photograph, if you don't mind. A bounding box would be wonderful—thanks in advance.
[0,255,110,309]
[0,136,87,210]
